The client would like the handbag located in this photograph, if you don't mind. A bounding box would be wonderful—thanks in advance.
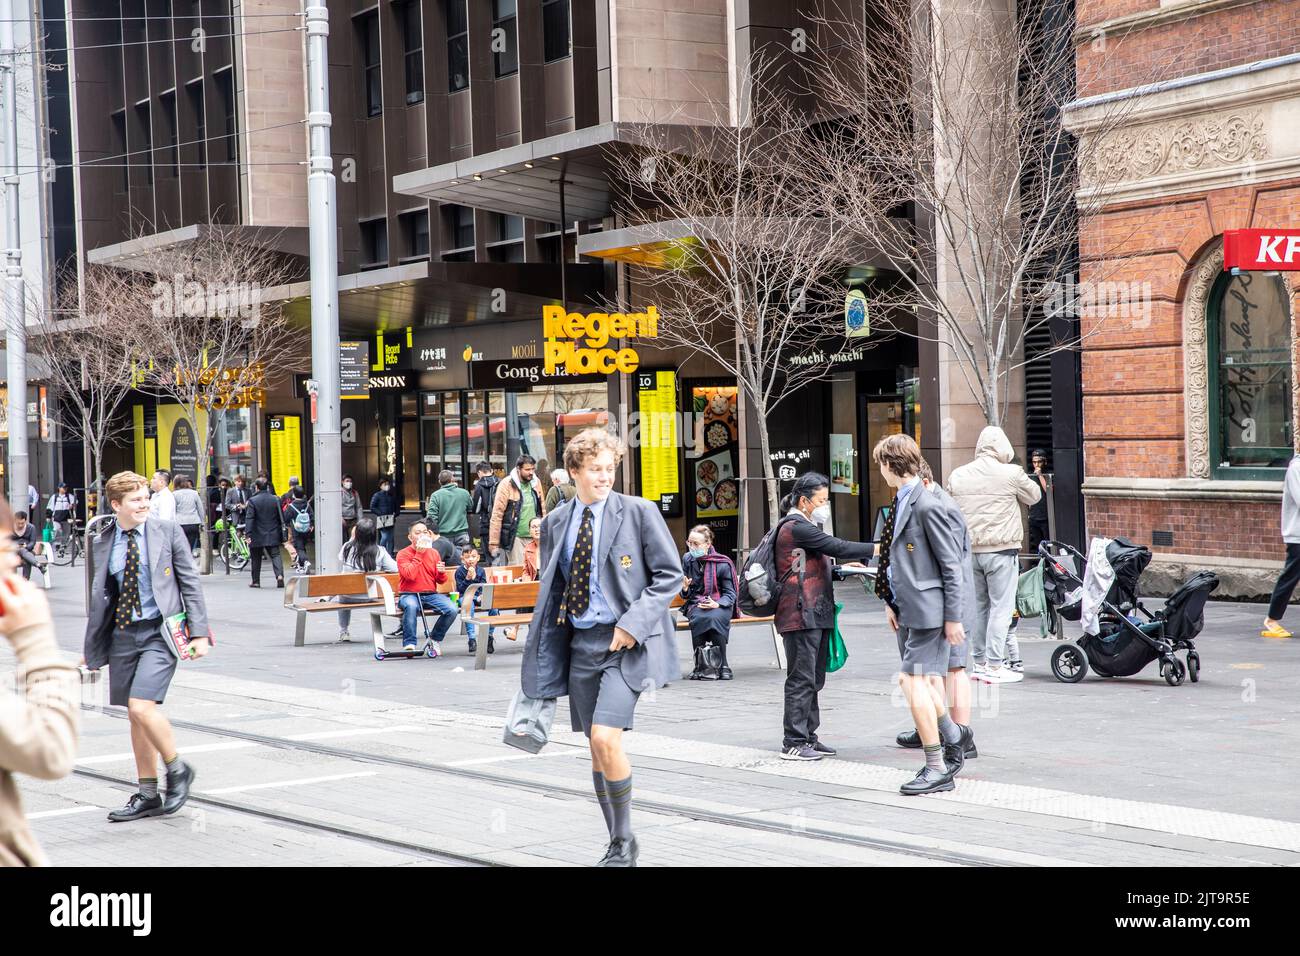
[375,513,396,528]
[502,688,556,753]
[826,601,849,673]
[159,611,215,662]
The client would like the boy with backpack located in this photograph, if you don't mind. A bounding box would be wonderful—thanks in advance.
[285,486,314,574]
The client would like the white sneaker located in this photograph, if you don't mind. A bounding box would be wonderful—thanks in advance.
[971,662,987,678]
[982,667,1024,684]
[338,629,351,642]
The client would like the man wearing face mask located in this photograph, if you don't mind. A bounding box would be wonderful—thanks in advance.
[370,477,398,553]
[341,475,363,541]
[773,472,873,761]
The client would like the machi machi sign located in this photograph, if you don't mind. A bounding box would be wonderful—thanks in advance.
[543,304,660,375]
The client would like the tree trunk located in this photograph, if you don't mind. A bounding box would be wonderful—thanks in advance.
[753,407,780,528]
[197,445,213,575]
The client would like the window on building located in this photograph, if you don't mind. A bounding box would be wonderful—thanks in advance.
[214,69,237,161]
[1209,271,1294,475]
[542,0,570,62]
[360,218,389,269]
[160,91,179,177]
[446,0,468,91]
[400,1,424,104]
[134,102,153,185]
[399,209,430,259]
[111,110,128,191]
[493,0,518,77]
[186,80,206,170]
[444,204,474,253]
[360,11,382,116]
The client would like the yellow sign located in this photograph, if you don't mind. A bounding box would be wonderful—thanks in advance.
[637,370,680,510]
[269,416,303,497]
[542,305,659,375]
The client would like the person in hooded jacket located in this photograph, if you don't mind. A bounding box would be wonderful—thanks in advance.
[468,461,499,551]
[946,426,1040,685]
[370,477,398,554]
[681,525,738,680]
[488,454,547,566]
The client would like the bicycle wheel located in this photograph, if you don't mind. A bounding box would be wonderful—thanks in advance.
[51,539,73,567]
[221,540,249,571]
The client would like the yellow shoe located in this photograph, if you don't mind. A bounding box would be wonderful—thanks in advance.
[1261,624,1293,639]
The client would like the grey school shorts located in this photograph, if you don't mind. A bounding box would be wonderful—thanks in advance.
[946,632,969,670]
[108,617,175,706]
[567,624,640,736]
[896,624,950,676]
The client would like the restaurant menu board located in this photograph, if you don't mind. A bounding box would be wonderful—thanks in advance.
[268,416,303,497]
[636,370,681,517]
[340,341,370,400]
[691,385,739,519]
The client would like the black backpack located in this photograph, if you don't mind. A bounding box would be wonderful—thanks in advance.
[738,516,802,616]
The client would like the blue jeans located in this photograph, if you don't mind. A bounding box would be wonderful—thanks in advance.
[399,592,457,646]
[378,525,395,554]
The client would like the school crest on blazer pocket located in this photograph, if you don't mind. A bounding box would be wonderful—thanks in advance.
[620,555,632,570]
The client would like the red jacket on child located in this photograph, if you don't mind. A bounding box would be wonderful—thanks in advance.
[396,545,447,593]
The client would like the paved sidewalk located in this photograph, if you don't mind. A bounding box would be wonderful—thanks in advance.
[7,564,1299,866]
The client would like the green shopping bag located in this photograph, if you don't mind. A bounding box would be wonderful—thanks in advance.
[41,520,53,543]
[826,601,849,673]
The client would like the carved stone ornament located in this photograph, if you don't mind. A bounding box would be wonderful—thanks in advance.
[1082,111,1268,187]
[1182,246,1221,479]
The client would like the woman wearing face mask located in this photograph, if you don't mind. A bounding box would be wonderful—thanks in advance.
[340,475,363,541]
[681,525,738,680]
[370,476,398,553]
[774,471,873,762]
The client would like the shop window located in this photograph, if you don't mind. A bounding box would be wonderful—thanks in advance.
[360,11,382,117]
[446,0,468,92]
[1208,271,1294,477]
[543,0,570,62]
[493,0,518,78]
[399,0,424,104]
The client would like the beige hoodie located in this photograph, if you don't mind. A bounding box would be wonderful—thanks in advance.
[946,426,1042,553]
[0,622,79,866]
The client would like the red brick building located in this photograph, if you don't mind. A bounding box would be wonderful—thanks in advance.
[1068,0,1300,595]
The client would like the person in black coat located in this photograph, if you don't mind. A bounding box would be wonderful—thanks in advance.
[244,477,286,588]
[681,524,738,680]
[773,472,873,762]
[468,461,498,548]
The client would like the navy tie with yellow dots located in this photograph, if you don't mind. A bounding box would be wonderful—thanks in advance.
[116,528,142,629]
[557,507,594,625]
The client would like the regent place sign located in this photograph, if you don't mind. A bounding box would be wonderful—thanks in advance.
[542,305,659,375]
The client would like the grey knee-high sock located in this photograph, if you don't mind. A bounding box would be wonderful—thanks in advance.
[592,771,614,835]
[606,774,634,841]
[936,712,962,745]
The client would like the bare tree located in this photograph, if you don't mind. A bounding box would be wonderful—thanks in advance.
[806,0,1175,429]
[24,264,144,513]
[124,227,303,572]
[605,67,866,527]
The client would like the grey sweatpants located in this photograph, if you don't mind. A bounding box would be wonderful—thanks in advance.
[972,551,1018,668]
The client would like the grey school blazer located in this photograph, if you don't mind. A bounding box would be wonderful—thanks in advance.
[83,517,211,670]
[888,481,965,630]
[521,491,683,700]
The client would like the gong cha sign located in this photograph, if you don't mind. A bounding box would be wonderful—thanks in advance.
[542,305,659,375]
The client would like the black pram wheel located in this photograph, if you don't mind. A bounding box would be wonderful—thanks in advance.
[1186,651,1200,683]
[1162,658,1186,686]
[1051,644,1089,683]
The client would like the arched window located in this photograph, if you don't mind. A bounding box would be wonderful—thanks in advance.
[1207,271,1293,477]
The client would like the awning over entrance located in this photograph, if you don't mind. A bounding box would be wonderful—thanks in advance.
[86,223,310,271]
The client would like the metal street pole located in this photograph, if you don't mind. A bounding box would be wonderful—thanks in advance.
[305,5,342,572]
[0,0,28,507]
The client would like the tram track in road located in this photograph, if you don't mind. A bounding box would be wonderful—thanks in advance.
[88,708,1017,866]
[69,765,501,867]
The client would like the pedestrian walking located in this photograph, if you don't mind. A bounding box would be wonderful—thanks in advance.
[223,475,249,530]
[681,524,737,680]
[1027,449,1052,554]
[426,469,473,548]
[889,459,979,764]
[773,472,873,762]
[278,476,302,513]
[335,517,395,642]
[284,486,314,573]
[872,435,970,795]
[369,477,398,554]
[395,520,458,652]
[468,461,499,550]
[521,428,682,867]
[488,454,546,566]
[544,467,576,513]
[1,493,78,865]
[340,475,363,540]
[946,426,1040,684]
[83,471,210,823]
[172,476,204,555]
[26,483,38,515]
[1262,453,1300,638]
[148,470,176,522]
[245,477,286,588]
[48,483,76,545]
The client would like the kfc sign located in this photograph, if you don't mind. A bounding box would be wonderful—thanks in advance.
[1223,229,1300,271]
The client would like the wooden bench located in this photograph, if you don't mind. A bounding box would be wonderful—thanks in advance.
[284,572,394,647]
[671,595,783,669]
[461,580,543,671]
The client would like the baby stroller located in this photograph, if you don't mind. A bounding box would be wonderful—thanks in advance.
[1038,538,1219,686]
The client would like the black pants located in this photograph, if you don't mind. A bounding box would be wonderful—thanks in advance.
[782,627,829,748]
[182,524,200,552]
[1268,543,1300,620]
[1028,518,1050,554]
[250,545,284,584]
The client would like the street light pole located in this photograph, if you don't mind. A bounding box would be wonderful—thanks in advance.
[305,5,342,572]
[0,0,28,507]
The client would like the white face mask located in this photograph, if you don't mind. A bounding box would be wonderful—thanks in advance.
[811,503,831,526]
[343,481,353,490]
